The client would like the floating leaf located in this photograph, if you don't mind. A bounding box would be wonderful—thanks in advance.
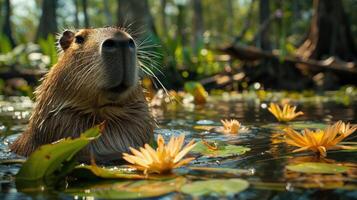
[192,141,250,157]
[188,167,253,175]
[286,162,350,174]
[262,121,327,131]
[71,164,148,180]
[16,124,102,189]
[287,121,328,130]
[250,181,286,191]
[181,179,249,197]
[193,125,216,131]
[67,177,186,199]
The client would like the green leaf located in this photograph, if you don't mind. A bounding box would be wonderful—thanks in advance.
[250,181,287,191]
[71,164,147,180]
[0,34,12,53]
[262,121,327,131]
[192,141,250,157]
[16,124,102,189]
[286,162,350,174]
[181,179,249,197]
[66,177,186,199]
[188,167,253,175]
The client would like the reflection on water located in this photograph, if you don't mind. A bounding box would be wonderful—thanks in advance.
[0,95,357,199]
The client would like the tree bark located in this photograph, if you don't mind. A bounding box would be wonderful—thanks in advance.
[192,0,204,54]
[2,0,16,47]
[82,0,90,28]
[36,0,58,41]
[117,0,156,36]
[296,0,356,62]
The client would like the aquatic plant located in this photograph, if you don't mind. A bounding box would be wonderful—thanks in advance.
[221,119,241,134]
[284,121,357,157]
[123,134,196,174]
[268,103,304,122]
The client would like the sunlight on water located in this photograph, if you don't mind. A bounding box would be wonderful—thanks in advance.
[0,95,356,199]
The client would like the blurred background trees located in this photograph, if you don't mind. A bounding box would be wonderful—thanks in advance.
[0,0,356,92]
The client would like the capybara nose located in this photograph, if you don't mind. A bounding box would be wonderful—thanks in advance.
[102,38,135,52]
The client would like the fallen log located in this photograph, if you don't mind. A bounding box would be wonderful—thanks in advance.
[220,44,357,75]
[0,68,46,85]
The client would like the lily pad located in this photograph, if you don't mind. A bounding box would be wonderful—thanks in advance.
[188,167,253,175]
[250,181,286,191]
[16,124,102,189]
[286,162,350,174]
[180,179,249,197]
[263,121,327,131]
[288,121,327,130]
[192,141,250,157]
[67,177,186,199]
[71,164,148,180]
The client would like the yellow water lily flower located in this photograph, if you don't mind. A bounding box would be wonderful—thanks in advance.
[268,103,304,122]
[123,134,196,174]
[285,121,357,157]
[221,119,241,134]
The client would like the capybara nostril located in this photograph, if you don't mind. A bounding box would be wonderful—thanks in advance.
[128,38,135,49]
[102,38,135,52]
[102,39,117,51]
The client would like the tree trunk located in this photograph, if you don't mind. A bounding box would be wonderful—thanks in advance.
[258,0,270,50]
[2,0,16,47]
[73,0,80,28]
[192,0,204,54]
[36,0,58,41]
[82,0,90,28]
[296,0,356,62]
[117,0,156,36]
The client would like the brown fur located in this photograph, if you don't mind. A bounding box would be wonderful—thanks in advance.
[10,28,154,162]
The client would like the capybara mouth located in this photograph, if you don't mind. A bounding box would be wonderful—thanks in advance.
[107,83,130,93]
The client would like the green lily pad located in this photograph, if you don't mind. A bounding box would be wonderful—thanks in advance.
[286,162,350,174]
[181,179,249,197]
[16,124,102,189]
[250,181,286,191]
[71,164,148,180]
[188,167,253,175]
[263,121,327,131]
[288,122,327,130]
[192,141,250,157]
[66,177,186,199]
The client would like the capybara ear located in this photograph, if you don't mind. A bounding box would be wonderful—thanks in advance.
[59,30,75,50]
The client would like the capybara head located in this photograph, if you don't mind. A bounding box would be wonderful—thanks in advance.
[11,27,154,162]
[54,27,142,110]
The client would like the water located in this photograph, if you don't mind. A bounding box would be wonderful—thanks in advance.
[0,95,356,199]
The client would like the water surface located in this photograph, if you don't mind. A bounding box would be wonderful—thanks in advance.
[0,95,356,199]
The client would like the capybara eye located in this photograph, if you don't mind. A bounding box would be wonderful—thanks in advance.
[128,38,135,49]
[75,35,85,44]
